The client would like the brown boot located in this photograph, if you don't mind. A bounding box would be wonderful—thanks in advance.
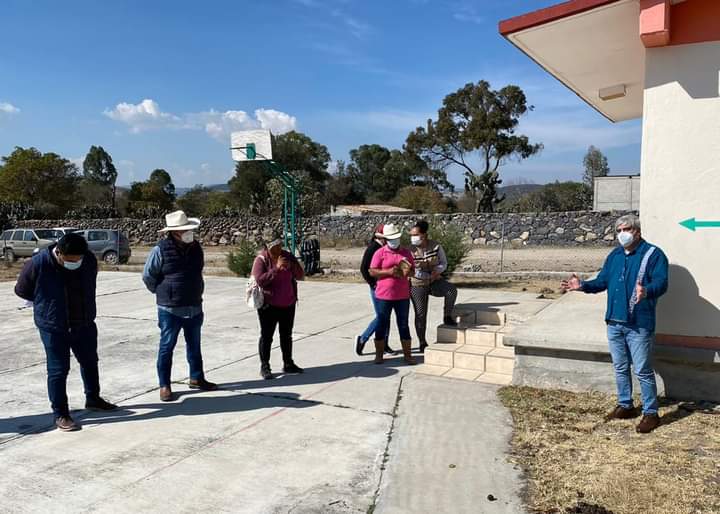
[605,405,639,421]
[374,339,385,364]
[401,339,416,365]
[159,386,174,402]
[636,414,660,433]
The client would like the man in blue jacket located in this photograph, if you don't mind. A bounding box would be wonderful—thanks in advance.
[143,211,217,402]
[15,233,117,432]
[562,214,668,434]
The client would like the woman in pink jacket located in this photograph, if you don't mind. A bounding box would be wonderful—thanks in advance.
[369,224,416,365]
[251,233,304,380]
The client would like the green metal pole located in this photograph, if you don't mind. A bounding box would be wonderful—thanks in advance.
[291,189,297,255]
[283,188,289,249]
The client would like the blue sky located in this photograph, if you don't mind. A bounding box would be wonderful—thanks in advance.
[0,0,642,189]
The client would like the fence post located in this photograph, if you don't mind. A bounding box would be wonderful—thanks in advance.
[499,215,505,273]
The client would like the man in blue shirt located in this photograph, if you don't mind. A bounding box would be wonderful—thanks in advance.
[143,211,217,402]
[562,214,669,434]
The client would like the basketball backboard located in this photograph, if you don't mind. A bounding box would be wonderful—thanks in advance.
[231,129,273,161]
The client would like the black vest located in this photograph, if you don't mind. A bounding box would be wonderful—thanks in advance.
[155,238,204,307]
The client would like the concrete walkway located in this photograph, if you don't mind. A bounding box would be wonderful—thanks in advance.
[0,273,538,513]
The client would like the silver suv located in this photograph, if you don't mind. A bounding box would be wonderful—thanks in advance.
[75,229,131,264]
[0,228,59,261]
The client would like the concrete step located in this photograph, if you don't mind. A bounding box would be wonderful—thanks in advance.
[485,347,515,375]
[424,343,463,367]
[454,345,492,371]
[455,309,507,326]
[437,326,466,345]
[465,326,502,347]
[475,372,513,386]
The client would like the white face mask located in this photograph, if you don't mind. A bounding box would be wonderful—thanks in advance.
[617,231,634,247]
[63,258,83,271]
[410,235,423,246]
[180,231,195,244]
[387,239,400,250]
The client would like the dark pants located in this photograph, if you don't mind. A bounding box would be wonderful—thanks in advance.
[39,323,101,418]
[376,299,412,342]
[410,279,458,344]
[157,310,205,387]
[257,304,296,365]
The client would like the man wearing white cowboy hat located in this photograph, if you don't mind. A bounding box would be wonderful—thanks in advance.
[142,210,217,401]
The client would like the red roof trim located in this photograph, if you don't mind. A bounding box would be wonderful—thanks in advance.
[499,0,624,36]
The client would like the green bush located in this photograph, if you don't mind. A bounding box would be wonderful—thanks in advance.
[227,240,259,277]
[427,223,471,275]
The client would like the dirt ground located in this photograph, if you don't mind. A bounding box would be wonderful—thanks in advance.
[498,386,720,514]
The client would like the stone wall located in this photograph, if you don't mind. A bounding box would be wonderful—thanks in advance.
[16,210,634,247]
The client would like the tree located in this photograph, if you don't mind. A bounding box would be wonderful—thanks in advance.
[127,168,176,213]
[393,186,448,213]
[582,145,610,191]
[229,131,331,214]
[405,80,542,213]
[0,146,80,215]
[82,146,118,208]
[512,181,590,212]
[344,145,448,203]
[177,186,235,217]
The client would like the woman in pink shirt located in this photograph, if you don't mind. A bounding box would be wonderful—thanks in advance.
[251,233,305,380]
[369,224,416,365]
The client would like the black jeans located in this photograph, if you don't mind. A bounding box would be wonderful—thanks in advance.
[39,323,101,418]
[257,304,296,366]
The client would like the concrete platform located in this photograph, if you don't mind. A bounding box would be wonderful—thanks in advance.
[504,292,720,402]
[0,272,534,513]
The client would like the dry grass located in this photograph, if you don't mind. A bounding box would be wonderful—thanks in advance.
[498,386,720,514]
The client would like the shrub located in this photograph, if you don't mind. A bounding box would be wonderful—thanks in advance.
[427,223,471,275]
[227,240,259,277]
[393,186,448,214]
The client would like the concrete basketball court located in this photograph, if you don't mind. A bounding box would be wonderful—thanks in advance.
[0,272,549,513]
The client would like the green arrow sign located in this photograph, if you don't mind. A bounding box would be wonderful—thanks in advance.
[680,218,720,232]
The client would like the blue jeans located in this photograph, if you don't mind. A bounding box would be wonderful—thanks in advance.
[376,299,411,342]
[607,323,658,415]
[39,324,101,418]
[360,287,391,343]
[157,309,205,387]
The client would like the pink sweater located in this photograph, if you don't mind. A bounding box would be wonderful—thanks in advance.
[370,246,414,301]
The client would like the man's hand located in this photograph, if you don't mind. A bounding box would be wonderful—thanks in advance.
[561,273,582,291]
[635,282,647,302]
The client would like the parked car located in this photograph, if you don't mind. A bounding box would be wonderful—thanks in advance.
[0,228,58,262]
[75,229,131,264]
[52,227,78,237]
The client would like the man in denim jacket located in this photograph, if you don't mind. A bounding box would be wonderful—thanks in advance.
[562,214,669,433]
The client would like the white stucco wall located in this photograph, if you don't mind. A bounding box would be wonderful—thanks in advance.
[641,41,720,338]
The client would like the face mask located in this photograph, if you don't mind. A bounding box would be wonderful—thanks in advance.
[387,239,400,250]
[63,259,83,271]
[410,236,423,246]
[180,231,194,244]
[617,231,634,247]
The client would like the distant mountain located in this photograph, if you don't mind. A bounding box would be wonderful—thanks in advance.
[175,183,230,197]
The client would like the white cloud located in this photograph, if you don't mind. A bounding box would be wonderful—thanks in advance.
[0,102,20,114]
[104,99,297,140]
[452,4,484,25]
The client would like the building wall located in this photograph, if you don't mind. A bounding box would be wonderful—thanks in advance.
[593,176,641,211]
[641,41,720,340]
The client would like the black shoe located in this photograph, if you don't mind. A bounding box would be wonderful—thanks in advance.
[261,364,273,380]
[419,341,428,354]
[55,415,81,432]
[355,335,366,356]
[85,396,118,411]
[443,316,458,326]
[283,363,304,374]
[384,344,396,355]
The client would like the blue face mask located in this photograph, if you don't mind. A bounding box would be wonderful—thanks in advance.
[62,259,83,271]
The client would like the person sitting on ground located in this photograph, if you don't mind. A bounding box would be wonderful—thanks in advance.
[251,232,305,380]
[369,224,416,366]
[409,220,458,353]
[561,214,668,434]
[143,211,218,402]
[356,224,396,356]
[15,233,117,432]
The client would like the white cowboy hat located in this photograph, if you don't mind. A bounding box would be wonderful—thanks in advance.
[158,210,201,233]
[382,223,402,240]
